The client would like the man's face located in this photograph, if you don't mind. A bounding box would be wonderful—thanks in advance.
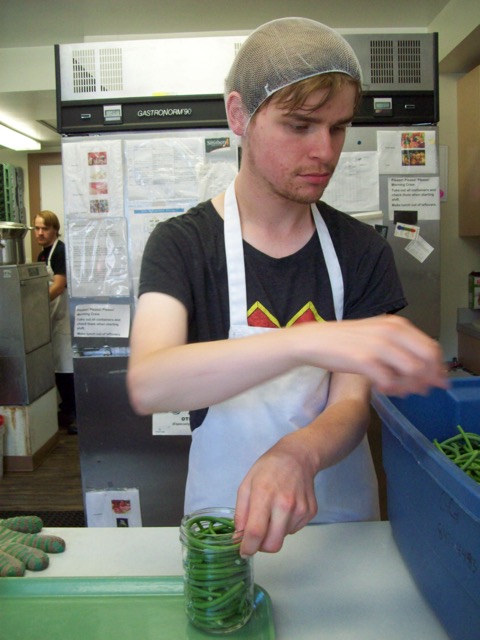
[34,217,58,248]
[241,83,357,205]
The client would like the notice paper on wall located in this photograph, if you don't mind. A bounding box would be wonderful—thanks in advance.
[405,236,435,263]
[322,150,379,213]
[388,176,440,221]
[67,217,130,297]
[378,130,438,174]
[62,139,124,217]
[152,411,191,436]
[85,489,142,527]
[125,131,239,295]
[74,304,131,338]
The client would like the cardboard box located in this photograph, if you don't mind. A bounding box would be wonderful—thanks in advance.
[469,271,480,310]
[372,378,480,640]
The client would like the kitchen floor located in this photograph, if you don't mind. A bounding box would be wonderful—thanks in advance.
[0,428,83,514]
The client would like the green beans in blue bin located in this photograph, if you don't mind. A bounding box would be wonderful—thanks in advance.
[434,425,480,483]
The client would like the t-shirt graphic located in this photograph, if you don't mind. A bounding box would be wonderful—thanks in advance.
[247,301,324,328]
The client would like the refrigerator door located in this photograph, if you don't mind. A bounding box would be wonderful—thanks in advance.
[62,128,238,527]
[75,354,190,526]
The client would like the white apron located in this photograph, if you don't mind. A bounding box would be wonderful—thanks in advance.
[184,182,379,523]
[47,239,74,374]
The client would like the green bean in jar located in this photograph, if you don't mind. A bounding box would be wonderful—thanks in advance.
[179,507,254,634]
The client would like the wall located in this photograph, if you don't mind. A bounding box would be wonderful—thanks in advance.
[430,0,480,64]
[438,74,480,359]
[431,0,480,360]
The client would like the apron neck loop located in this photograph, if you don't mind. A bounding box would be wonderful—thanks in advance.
[223,181,344,325]
[47,238,59,268]
[310,204,344,321]
[224,181,248,326]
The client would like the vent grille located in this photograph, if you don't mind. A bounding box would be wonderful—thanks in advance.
[99,47,123,92]
[369,38,423,85]
[72,49,96,93]
[398,39,422,84]
[370,40,395,84]
[71,47,123,94]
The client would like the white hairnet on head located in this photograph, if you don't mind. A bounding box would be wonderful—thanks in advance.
[225,17,362,119]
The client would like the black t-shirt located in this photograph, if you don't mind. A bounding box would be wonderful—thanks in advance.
[140,200,406,336]
[37,239,67,277]
[139,200,406,429]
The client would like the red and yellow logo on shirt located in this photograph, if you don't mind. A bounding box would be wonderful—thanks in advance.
[247,301,324,328]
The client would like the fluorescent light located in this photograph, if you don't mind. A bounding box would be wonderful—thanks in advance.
[0,124,41,151]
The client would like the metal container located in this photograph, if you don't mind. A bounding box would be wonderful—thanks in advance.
[0,263,54,405]
[0,222,30,265]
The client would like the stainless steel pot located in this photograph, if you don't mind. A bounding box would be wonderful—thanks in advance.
[0,222,30,265]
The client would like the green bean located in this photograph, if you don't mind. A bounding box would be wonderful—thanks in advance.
[460,450,479,470]
[187,573,246,588]
[188,568,248,582]
[191,580,245,610]
[434,425,480,483]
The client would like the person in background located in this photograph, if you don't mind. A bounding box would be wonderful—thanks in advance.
[127,18,447,556]
[34,210,77,435]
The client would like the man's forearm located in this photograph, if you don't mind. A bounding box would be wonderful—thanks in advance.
[128,314,447,416]
[275,372,371,475]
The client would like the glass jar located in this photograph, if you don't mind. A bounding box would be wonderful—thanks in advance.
[179,507,254,634]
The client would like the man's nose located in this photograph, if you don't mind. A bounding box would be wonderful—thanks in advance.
[308,129,336,162]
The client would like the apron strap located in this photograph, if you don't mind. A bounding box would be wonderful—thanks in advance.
[47,238,59,270]
[224,181,248,326]
[311,204,344,321]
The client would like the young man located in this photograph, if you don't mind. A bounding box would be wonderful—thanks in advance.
[35,210,76,434]
[128,18,446,556]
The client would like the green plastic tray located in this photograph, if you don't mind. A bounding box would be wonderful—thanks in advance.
[0,576,275,639]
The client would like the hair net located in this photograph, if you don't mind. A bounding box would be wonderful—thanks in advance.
[225,17,362,119]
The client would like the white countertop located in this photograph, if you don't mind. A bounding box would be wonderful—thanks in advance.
[29,521,448,640]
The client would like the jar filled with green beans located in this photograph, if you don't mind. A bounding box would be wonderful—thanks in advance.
[179,508,254,634]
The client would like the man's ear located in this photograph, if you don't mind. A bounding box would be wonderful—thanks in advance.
[226,92,249,136]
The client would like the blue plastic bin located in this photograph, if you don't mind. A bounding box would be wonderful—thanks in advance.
[372,378,480,640]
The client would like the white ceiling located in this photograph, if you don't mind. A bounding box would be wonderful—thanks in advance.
[0,0,457,151]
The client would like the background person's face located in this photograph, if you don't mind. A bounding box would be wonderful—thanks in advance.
[34,217,58,248]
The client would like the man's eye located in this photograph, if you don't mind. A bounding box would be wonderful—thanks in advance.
[331,123,351,133]
[290,123,309,131]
